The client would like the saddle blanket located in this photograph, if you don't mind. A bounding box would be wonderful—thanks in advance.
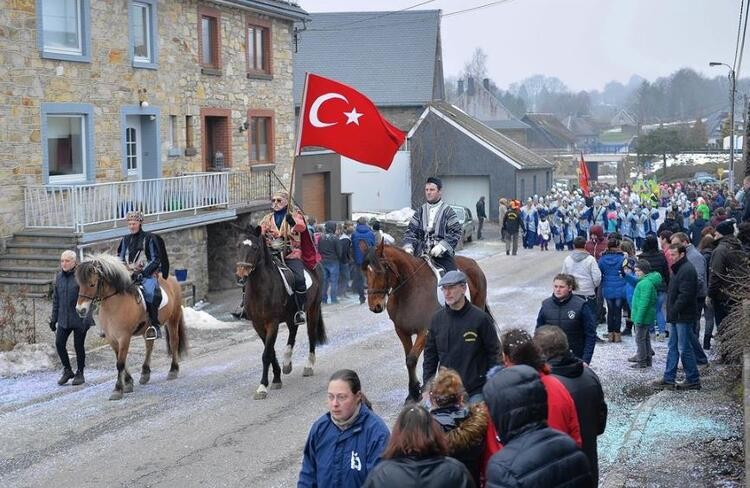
[278,268,313,296]
[424,258,471,306]
[137,287,170,311]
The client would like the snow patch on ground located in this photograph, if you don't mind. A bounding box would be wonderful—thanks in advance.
[0,343,57,378]
[182,306,236,330]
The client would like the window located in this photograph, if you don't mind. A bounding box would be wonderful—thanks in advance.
[42,103,94,184]
[248,110,274,163]
[125,126,138,174]
[37,0,91,62]
[198,7,221,73]
[246,17,272,77]
[129,0,158,68]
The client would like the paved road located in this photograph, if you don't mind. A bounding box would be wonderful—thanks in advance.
[1,237,739,487]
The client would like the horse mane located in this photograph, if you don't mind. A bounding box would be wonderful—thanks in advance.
[81,253,137,295]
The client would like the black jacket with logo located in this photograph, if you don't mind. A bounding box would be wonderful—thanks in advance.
[667,256,698,323]
[423,300,500,397]
[536,293,597,364]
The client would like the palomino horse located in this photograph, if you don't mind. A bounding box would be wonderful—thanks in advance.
[235,226,327,400]
[360,241,490,402]
[75,254,187,400]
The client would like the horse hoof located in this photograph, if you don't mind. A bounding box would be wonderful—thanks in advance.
[253,391,268,400]
[167,370,178,381]
[123,383,134,394]
[270,382,282,390]
[282,363,292,375]
[139,374,150,385]
[303,367,314,377]
[109,391,123,401]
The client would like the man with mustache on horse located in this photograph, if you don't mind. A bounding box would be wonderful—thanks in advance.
[117,211,164,341]
[403,177,463,273]
[258,190,309,326]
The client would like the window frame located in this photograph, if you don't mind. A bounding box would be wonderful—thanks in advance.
[36,0,92,63]
[245,16,272,79]
[198,6,222,74]
[247,109,275,164]
[128,0,158,69]
[41,103,95,185]
[168,115,181,157]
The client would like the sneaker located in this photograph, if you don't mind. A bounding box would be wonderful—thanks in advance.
[676,382,701,391]
[294,310,307,325]
[651,379,676,390]
[57,369,74,385]
[71,370,85,386]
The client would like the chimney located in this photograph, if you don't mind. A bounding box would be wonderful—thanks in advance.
[467,77,475,96]
[483,78,490,90]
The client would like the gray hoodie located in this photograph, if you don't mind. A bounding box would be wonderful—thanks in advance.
[561,250,602,297]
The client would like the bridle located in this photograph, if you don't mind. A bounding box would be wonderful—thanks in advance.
[77,270,117,304]
[366,256,428,298]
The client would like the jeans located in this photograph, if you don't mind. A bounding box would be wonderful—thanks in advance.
[56,327,88,372]
[655,292,667,334]
[606,298,624,333]
[663,323,700,385]
[351,265,365,301]
[634,325,652,365]
[321,260,339,303]
[505,232,519,255]
[338,261,351,296]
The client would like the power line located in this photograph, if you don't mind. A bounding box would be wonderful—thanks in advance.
[305,0,438,32]
[734,0,746,70]
[442,0,516,18]
[736,0,749,78]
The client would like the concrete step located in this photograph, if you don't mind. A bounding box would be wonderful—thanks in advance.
[0,277,53,295]
[0,266,59,280]
[4,242,75,257]
[0,254,61,267]
[12,230,76,245]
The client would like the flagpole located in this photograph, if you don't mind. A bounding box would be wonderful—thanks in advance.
[289,72,310,205]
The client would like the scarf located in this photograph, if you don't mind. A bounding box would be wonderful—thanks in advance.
[127,230,146,264]
[331,403,361,431]
[273,208,287,229]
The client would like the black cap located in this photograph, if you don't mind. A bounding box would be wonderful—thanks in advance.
[426,176,443,190]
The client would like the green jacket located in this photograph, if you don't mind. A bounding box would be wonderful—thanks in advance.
[631,272,663,326]
[696,203,710,221]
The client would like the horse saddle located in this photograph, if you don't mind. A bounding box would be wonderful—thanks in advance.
[277,266,313,296]
[136,286,170,311]
[423,257,471,306]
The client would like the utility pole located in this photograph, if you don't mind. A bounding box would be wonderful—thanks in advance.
[710,62,737,191]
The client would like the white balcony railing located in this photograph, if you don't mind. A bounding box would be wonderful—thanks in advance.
[25,168,281,232]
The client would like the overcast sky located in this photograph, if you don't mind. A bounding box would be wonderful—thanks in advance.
[299,0,744,92]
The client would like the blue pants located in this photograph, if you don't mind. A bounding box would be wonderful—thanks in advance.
[142,276,157,303]
[606,297,624,333]
[322,261,339,303]
[664,323,700,385]
[524,231,537,248]
[655,292,667,334]
[432,254,457,272]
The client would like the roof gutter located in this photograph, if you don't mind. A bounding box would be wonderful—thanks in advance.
[208,0,310,22]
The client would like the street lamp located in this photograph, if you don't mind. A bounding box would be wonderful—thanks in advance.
[709,61,736,192]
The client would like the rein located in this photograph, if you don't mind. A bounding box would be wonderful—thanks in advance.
[77,278,118,304]
[368,257,429,297]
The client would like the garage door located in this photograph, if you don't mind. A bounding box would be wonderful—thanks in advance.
[301,173,327,223]
[438,175,490,216]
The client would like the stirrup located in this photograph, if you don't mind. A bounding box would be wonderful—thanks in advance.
[294,311,306,325]
[145,325,161,341]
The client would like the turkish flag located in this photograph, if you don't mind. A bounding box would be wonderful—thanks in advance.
[297,73,406,170]
[578,152,591,197]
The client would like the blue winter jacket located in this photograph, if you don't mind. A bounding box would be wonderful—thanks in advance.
[598,251,627,299]
[298,404,390,488]
[351,224,376,265]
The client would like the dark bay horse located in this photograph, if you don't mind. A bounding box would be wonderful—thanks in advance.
[360,241,490,401]
[75,254,187,400]
[235,226,327,400]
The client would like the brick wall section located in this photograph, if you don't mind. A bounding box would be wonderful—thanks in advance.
[0,0,297,239]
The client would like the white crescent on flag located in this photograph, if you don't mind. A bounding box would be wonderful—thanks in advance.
[309,92,349,128]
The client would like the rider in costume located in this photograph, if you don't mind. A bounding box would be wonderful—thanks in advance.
[117,211,162,340]
[258,190,308,326]
[403,177,463,272]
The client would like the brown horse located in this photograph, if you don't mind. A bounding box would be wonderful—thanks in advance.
[360,241,489,401]
[235,226,327,400]
[75,254,188,400]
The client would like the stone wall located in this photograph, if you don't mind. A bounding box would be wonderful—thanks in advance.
[0,0,297,239]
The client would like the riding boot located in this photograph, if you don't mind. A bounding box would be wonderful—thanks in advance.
[293,290,307,326]
[145,288,162,341]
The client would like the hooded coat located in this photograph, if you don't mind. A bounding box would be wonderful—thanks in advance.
[598,250,627,299]
[547,353,607,486]
[362,456,473,488]
[431,403,488,486]
[483,365,593,488]
[630,271,663,326]
[584,226,606,259]
[708,235,745,304]
[561,250,601,297]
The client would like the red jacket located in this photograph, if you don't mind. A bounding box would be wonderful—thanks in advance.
[540,373,583,447]
[585,225,607,259]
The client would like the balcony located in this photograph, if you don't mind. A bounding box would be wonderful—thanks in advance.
[23,168,281,242]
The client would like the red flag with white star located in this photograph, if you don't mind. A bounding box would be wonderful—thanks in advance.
[296,73,406,170]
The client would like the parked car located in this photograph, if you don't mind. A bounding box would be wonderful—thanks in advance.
[449,205,475,244]
[691,175,718,184]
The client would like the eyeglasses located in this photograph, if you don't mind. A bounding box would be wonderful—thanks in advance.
[271,198,284,203]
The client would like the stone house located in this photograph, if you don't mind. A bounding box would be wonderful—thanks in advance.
[290,9,445,221]
[0,0,308,314]
[409,101,554,220]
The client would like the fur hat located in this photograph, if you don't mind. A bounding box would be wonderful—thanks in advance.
[126,210,144,222]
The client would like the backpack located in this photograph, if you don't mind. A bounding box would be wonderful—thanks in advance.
[146,233,170,279]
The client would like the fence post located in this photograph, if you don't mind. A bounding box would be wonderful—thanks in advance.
[193,175,198,215]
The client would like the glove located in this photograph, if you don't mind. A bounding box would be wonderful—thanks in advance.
[403,245,414,255]
[285,213,296,227]
[49,321,56,332]
[430,242,446,257]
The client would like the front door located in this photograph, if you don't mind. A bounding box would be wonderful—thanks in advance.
[125,115,142,180]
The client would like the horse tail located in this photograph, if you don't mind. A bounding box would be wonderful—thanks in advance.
[315,306,327,345]
[165,282,188,359]
[176,307,188,357]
